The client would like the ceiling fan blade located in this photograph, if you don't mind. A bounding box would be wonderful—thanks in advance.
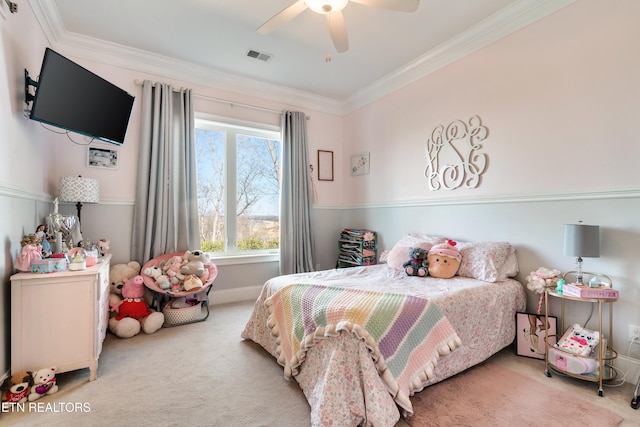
[257,0,308,34]
[327,10,348,53]
[350,0,419,13]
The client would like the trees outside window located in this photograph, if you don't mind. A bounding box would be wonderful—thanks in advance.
[195,118,281,255]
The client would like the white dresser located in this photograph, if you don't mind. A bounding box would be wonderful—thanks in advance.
[10,253,111,381]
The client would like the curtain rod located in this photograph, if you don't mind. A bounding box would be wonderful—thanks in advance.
[133,79,309,119]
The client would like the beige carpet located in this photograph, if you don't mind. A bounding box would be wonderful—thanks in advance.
[407,362,623,427]
[1,301,637,426]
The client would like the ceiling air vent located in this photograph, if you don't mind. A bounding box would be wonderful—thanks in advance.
[246,49,272,62]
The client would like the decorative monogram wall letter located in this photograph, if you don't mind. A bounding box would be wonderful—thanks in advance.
[424,115,489,191]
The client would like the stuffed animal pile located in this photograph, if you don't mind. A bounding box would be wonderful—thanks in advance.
[108,261,164,338]
[1,367,59,404]
[145,250,214,293]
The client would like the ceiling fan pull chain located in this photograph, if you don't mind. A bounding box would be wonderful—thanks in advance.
[325,21,332,62]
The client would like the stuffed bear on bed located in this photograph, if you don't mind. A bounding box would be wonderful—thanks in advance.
[403,247,429,277]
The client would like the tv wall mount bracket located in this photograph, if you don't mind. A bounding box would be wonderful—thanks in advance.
[24,68,38,111]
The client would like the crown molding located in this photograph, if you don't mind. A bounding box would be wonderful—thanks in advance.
[28,0,576,116]
[341,0,577,112]
[27,1,344,115]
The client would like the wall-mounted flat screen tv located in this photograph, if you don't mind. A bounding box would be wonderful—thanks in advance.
[28,48,135,146]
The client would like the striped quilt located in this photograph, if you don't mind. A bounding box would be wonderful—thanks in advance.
[265,284,462,414]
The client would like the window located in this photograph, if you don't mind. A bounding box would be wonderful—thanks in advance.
[195,116,281,261]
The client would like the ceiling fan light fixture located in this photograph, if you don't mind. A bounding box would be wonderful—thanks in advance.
[306,0,348,14]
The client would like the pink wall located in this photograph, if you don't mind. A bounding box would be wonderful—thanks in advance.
[341,0,640,206]
[45,60,346,206]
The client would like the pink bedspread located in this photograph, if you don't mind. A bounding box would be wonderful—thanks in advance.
[265,284,462,414]
[241,264,526,427]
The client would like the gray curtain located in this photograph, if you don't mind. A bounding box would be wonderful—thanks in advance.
[131,80,199,263]
[280,111,315,274]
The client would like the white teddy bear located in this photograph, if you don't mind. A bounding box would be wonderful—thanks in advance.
[29,367,59,401]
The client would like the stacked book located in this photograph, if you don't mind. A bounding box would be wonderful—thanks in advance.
[338,229,377,267]
[562,283,619,300]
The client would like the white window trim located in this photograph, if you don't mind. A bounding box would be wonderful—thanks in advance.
[208,251,279,266]
[195,114,281,261]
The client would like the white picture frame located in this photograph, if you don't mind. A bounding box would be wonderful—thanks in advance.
[87,146,119,169]
[350,152,370,176]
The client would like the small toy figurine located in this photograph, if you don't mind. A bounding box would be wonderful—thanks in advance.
[35,224,52,257]
[97,239,110,256]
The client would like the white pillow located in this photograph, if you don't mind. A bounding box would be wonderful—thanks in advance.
[496,246,519,281]
[457,241,513,282]
[386,234,446,272]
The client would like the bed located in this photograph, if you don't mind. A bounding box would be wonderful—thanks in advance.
[241,235,527,426]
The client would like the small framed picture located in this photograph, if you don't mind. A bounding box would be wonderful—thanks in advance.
[516,312,557,360]
[317,150,334,181]
[88,146,119,169]
[350,152,370,176]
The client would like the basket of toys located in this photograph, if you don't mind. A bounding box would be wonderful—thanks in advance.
[162,296,208,325]
[141,251,217,327]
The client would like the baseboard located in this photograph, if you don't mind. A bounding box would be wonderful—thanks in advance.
[209,286,262,306]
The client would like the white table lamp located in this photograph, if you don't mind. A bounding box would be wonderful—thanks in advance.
[58,176,100,229]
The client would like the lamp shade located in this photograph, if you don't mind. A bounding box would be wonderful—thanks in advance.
[59,176,100,204]
[563,223,600,258]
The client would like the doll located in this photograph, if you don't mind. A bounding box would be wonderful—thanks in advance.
[35,224,52,257]
[14,234,43,272]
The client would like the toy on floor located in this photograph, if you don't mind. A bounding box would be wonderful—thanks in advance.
[109,275,164,338]
[1,371,33,404]
[28,367,59,401]
[109,261,142,312]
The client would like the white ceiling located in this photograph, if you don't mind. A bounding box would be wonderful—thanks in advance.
[28,0,574,113]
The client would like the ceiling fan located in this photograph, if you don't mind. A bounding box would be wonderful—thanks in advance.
[257,0,420,54]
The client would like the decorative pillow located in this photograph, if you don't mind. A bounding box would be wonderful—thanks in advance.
[403,233,447,244]
[378,249,391,264]
[496,246,519,281]
[457,241,513,282]
[385,234,446,272]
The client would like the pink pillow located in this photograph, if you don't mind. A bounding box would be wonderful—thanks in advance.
[386,234,446,271]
